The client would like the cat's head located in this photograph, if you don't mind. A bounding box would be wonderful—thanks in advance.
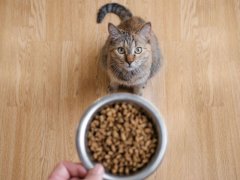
[108,22,152,70]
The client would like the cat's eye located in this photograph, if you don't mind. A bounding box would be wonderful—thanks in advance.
[117,47,125,54]
[135,47,142,54]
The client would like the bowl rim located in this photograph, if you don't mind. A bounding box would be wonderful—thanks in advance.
[76,93,168,180]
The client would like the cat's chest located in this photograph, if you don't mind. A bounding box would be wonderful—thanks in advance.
[108,66,149,86]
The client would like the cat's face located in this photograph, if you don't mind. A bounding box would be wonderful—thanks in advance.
[108,23,152,70]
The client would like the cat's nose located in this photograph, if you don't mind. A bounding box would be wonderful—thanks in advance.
[126,55,134,64]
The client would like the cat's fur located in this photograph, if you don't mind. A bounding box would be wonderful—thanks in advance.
[97,3,162,95]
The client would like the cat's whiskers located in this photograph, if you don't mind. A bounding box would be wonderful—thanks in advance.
[98,3,162,93]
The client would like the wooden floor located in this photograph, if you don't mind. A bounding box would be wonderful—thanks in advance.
[1,0,240,179]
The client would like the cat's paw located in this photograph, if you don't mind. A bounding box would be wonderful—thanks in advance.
[107,85,113,93]
[133,88,143,96]
[133,83,146,96]
[136,91,143,96]
[107,84,119,93]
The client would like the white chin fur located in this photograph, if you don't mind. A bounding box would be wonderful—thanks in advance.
[123,63,137,70]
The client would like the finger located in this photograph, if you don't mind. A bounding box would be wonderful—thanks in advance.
[48,161,87,180]
[85,164,104,180]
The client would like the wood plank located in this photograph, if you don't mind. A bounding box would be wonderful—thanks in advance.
[0,0,240,179]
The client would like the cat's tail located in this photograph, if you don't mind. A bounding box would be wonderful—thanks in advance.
[97,3,132,23]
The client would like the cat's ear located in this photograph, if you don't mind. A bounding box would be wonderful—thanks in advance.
[138,22,151,40]
[108,23,121,39]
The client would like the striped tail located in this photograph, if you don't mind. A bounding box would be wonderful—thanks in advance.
[97,3,133,23]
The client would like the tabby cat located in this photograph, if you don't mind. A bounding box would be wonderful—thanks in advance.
[97,3,162,95]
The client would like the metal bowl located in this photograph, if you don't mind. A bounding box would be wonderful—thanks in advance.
[76,93,167,180]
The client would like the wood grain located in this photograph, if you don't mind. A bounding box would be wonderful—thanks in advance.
[1,0,240,180]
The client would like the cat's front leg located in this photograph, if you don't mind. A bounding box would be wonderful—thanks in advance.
[133,83,146,96]
[108,81,119,93]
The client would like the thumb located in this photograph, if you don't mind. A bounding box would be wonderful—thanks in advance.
[85,164,104,180]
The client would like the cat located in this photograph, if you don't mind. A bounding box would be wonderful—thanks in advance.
[97,3,163,95]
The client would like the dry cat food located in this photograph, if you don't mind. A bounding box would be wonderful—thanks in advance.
[87,102,158,175]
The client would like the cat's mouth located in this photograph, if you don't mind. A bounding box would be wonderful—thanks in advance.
[123,62,135,69]
[125,65,134,70]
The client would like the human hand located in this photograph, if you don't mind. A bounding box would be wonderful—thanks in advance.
[48,161,104,180]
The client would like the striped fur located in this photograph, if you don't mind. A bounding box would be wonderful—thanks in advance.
[97,4,163,95]
[97,3,133,23]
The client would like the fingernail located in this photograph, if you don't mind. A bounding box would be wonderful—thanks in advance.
[94,164,104,174]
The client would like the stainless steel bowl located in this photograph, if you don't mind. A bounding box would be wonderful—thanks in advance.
[76,93,167,180]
